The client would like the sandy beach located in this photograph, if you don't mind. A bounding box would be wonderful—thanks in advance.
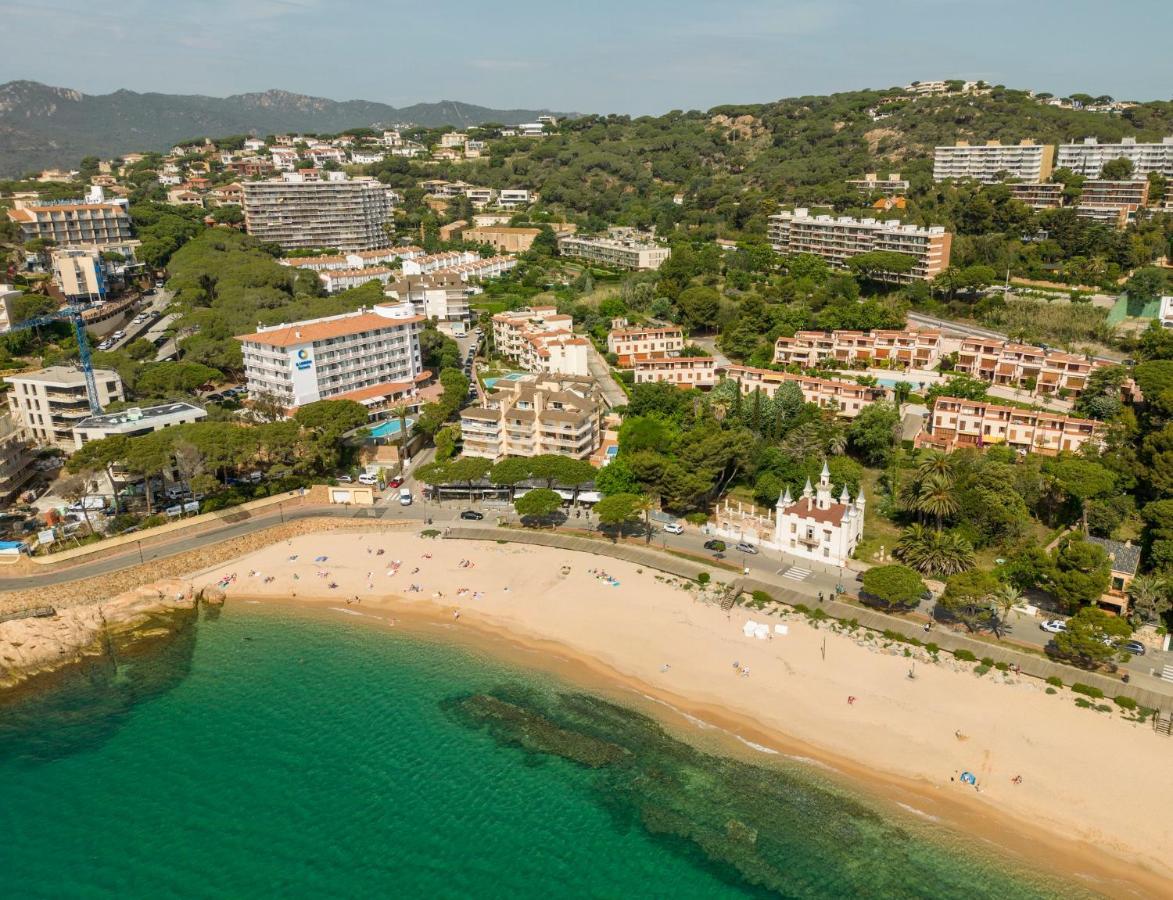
[194,529,1173,895]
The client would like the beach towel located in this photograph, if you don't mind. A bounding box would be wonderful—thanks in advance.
[774,624,789,636]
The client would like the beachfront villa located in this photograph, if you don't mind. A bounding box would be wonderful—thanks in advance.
[711,462,865,565]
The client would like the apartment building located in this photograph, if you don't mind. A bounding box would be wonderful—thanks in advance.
[846,173,909,196]
[402,250,479,276]
[606,322,685,365]
[7,201,133,246]
[918,397,1102,455]
[1056,137,1173,178]
[241,172,396,251]
[1160,295,1173,330]
[462,226,540,253]
[557,234,671,271]
[51,247,108,302]
[773,329,943,369]
[465,187,498,208]
[0,414,36,501]
[953,338,1103,396]
[319,266,395,294]
[235,303,424,410]
[461,376,603,461]
[72,402,208,449]
[385,273,470,325]
[492,306,590,376]
[932,140,1054,183]
[633,355,716,388]
[1076,180,1150,228]
[767,209,952,282]
[5,367,125,449]
[444,255,518,282]
[722,366,888,418]
[1007,182,1064,209]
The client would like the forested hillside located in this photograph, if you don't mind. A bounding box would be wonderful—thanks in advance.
[379,86,1172,237]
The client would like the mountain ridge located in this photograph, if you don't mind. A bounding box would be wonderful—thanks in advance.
[0,80,574,175]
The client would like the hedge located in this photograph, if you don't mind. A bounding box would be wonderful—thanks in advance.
[1071,683,1104,699]
[953,649,977,662]
[1046,676,1063,687]
[1114,696,1137,710]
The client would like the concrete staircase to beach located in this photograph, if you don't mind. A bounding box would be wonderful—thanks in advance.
[720,580,745,611]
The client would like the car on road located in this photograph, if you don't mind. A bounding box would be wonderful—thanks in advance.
[703,539,725,551]
[112,330,125,340]
[1121,640,1146,656]
[357,473,379,486]
[398,487,413,506]
[662,522,683,535]
[386,477,403,488]
[736,542,759,554]
[336,474,353,483]
[1040,619,1067,634]
[460,510,484,520]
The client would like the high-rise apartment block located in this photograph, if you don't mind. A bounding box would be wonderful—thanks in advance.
[241,172,395,251]
[556,234,670,271]
[767,210,952,282]
[933,140,1054,183]
[1056,137,1173,178]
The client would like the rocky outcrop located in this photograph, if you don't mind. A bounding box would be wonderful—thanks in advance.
[0,578,197,691]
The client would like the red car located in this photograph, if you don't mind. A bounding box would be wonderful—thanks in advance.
[386,477,403,488]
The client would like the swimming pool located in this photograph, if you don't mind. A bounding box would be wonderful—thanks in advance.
[482,372,527,390]
[369,417,415,439]
[875,376,933,389]
[605,446,619,459]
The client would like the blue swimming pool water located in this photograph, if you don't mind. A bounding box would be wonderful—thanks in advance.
[605,446,619,458]
[876,376,932,389]
[483,372,527,390]
[369,417,414,438]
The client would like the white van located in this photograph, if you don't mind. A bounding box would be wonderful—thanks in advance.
[398,487,413,506]
[358,473,379,486]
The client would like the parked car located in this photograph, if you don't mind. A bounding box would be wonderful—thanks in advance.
[398,488,413,506]
[1121,640,1146,656]
[357,473,379,486]
[662,522,684,535]
[1040,619,1067,634]
[386,477,403,488]
[460,510,484,520]
[736,542,759,554]
[337,474,353,483]
[703,539,725,551]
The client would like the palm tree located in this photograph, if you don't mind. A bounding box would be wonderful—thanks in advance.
[989,584,1022,639]
[915,450,955,482]
[916,472,959,528]
[390,404,410,474]
[1127,575,1170,627]
[636,494,658,545]
[895,524,975,577]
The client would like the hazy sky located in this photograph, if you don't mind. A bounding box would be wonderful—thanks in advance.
[5,0,1171,114]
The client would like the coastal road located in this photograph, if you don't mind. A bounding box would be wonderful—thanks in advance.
[5,490,1170,686]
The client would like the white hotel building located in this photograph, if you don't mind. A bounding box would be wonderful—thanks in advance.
[236,303,424,411]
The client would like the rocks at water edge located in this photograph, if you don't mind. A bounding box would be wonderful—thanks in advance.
[0,578,198,691]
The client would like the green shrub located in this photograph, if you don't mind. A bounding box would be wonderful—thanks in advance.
[696,572,710,585]
[1045,687,1058,695]
[1095,704,1112,713]
[953,649,977,662]
[980,656,995,667]
[420,529,440,539]
[684,512,709,526]
[974,664,991,676]
[925,642,939,654]
[810,608,829,621]
[1071,683,1104,699]
[1113,696,1137,710]
[1074,697,1093,709]
[793,603,811,615]
[1046,676,1063,687]
[751,590,774,606]
[994,661,1010,672]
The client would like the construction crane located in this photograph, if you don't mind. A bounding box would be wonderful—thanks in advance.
[8,302,104,415]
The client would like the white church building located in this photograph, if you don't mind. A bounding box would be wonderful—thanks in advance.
[711,462,865,565]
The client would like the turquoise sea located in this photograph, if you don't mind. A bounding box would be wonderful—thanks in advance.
[0,604,1082,899]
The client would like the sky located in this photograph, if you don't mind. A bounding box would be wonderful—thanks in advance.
[4,0,1171,114]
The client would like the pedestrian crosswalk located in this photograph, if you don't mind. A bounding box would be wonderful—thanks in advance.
[780,566,812,582]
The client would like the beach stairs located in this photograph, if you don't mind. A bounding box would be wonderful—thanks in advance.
[1154,713,1173,737]
[719,579,746,612]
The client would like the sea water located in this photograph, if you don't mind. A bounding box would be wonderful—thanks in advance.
[0,605,1079,899]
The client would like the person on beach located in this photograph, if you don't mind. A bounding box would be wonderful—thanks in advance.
[847,696,856,705]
